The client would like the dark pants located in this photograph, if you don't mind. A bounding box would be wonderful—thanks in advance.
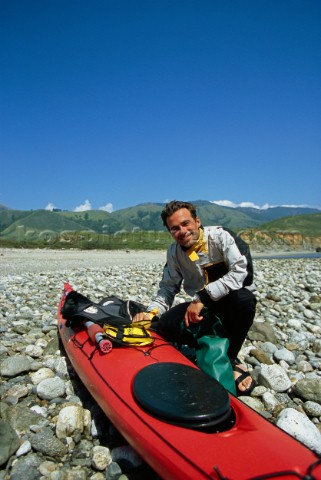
[155,288,257,362]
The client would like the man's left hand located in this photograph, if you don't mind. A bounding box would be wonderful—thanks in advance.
[184,301,204,327]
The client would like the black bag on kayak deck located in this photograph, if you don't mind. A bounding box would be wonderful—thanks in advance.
[61,290,154,346]
[61,291,146,327]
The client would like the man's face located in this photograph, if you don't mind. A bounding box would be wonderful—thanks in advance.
[166,208,201,248]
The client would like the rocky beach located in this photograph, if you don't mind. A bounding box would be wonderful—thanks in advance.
[0,248,321,479]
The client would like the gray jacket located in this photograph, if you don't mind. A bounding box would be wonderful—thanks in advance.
[148,226,255,316]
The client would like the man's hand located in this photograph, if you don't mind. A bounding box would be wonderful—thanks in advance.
[132,308,158,323]
[184,301,204,327]
[132,312,152,323]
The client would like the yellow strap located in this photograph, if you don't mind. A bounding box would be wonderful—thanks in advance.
[145,308,158,320]
[188,250,199,261]
[186,228,208,261]
[104,324,154,346]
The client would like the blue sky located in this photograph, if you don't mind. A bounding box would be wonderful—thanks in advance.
[1,0,320,212]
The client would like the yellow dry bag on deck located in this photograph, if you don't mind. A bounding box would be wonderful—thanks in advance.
[103,321,154,347]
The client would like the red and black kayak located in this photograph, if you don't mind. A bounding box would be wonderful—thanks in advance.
[57,285,321,480]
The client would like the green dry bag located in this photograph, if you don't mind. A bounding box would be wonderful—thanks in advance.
[184,312,236,395]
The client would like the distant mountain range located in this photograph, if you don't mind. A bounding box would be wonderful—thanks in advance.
[0,201,320,239]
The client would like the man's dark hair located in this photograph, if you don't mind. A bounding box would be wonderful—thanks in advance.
[161,200,198,228]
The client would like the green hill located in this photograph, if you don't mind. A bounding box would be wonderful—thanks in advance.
[0,210,31,231]
[256,212,321,236]
[1,210,92,242]
[59,210,111,233]
[191,203,259,230]
[0,203,320,249]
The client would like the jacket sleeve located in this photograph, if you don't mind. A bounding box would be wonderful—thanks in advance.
[200,228,250,302]
[147,244,183,316]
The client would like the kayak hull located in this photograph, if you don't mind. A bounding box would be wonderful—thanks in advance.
[58,290,320,480]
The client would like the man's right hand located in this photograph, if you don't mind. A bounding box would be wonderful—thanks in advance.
[132,308,159,323]
[132,312,152,323]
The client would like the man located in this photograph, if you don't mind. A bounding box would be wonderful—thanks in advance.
[136,200,257,395]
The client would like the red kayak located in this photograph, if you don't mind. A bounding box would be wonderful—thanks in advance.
[57,285,321,480]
